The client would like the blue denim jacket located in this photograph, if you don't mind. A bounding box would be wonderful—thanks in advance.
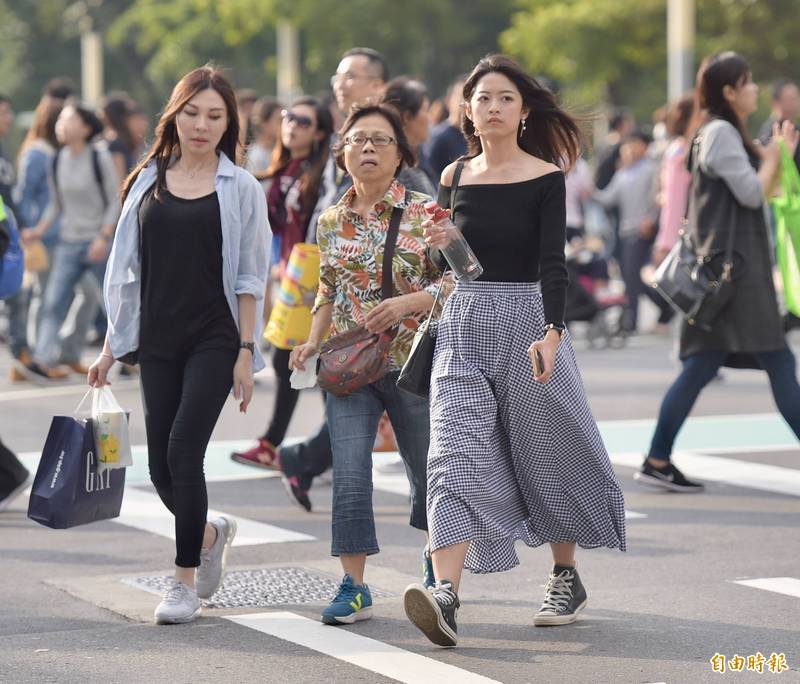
[13,143,60,247]
[104,152,271,371]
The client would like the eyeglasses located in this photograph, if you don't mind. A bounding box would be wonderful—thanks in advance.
[343,133,396,148]
[330,71,378,88]
[282,109,313,129]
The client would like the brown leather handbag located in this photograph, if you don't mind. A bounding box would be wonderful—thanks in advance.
[317,196,406,397]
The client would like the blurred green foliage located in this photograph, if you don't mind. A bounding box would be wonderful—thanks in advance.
[0,0,797,129]
[504,0,800,121]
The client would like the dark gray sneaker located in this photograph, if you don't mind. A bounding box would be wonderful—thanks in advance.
[196,515,237,599]
[404,579,459,647]
[534,565,588,626]
[634,458,705,493]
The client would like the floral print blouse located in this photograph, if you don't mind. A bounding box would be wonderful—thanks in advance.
[312,179,445,370]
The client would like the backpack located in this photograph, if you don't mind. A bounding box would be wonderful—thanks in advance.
[0,198,25,299]
[52,144,108,208]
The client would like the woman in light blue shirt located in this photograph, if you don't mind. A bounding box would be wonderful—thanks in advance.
[8,96,63,375]
[87,66,271,625]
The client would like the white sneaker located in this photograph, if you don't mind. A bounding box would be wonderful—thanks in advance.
[154,580,201,625]
[195,515,237,599]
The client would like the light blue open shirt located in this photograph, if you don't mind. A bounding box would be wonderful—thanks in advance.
[104,152,271,371]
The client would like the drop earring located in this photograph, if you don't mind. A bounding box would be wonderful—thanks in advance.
[519,118,527,138]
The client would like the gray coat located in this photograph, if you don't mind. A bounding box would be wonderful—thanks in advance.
[680,119,785,368]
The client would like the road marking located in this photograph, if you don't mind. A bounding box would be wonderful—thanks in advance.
[17,439,286,485]
[119,487,314,546]
[597,412,781,427]
[0,381,140,403]
[613,450,800,498]
[225,611,501,684]
[733,577,800,599]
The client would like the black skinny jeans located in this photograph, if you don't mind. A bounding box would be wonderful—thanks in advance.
[262,347,298,446]
[262,347,332,488]
[620,234,673,330]
[140,347,237,568]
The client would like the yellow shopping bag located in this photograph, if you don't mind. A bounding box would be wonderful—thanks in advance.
[264,243,320,350]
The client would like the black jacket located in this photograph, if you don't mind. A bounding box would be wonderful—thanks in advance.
[680,124,785,368]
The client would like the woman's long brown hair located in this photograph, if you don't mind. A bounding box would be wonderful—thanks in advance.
[259,96,333,211]
[17,97,63,164]
[120,65,239,203]
[462,54,582,172]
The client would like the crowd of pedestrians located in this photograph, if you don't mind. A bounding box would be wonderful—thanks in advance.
[1,44,799,647]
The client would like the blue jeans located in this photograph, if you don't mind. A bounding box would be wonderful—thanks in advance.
[649,348,800,459]
[326,372,429,556]
[34,240,106,367]
[5,284,32,358]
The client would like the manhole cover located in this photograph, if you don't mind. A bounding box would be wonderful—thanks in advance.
[123,567,393,608]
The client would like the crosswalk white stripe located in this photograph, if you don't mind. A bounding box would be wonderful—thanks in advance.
[733,577,800,598]
[118,487,315,546]
[225,611,502,684]
[611,451,800,497]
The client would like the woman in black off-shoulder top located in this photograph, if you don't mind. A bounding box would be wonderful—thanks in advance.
[402,55,627,648]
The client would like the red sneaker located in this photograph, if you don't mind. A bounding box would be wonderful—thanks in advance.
[231,439,280,469]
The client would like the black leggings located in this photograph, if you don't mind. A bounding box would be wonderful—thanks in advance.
[262,347,299,446]
[140,347,236,568]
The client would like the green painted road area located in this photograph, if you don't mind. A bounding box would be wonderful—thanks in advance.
[17,412,797,486]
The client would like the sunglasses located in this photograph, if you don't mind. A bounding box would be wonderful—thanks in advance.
[282,110,314,129]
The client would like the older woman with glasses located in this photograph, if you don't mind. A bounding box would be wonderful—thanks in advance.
[289,103,445,627]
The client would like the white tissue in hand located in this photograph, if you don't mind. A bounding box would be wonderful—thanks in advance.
[290,353,319,389]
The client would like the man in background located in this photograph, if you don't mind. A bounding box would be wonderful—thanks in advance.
[424,75,468,185]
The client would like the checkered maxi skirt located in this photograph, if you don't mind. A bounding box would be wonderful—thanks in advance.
[427,281,626,573]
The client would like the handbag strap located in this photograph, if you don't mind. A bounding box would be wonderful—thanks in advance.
[381,190,409,300]
[450,160,465,218]
[421,272,448,330]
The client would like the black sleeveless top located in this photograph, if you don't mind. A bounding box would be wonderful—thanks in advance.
[437,170,568,326]
[137,189,238,360]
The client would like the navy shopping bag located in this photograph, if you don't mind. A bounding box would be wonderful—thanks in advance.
[27,415,125,529]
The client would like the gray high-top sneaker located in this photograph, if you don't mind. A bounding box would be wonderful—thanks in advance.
[533,564,588,626]
[196,515,237,599]
[404,579,460,647]
[154,580,201,625]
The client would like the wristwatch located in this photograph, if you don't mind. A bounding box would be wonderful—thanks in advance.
[543,323,566,341]
[239,341,255,355]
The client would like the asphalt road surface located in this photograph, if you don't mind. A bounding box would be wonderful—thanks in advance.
[2,328,799,684]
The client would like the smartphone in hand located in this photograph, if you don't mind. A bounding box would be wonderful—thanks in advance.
[529,348,544,377]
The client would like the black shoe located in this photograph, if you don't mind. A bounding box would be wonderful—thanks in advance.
[534,565,588,626]
[404,580,459,647]
[281,474,312,512]
[634,458,705,493]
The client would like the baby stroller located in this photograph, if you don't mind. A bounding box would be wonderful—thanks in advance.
[565,252,628,349]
